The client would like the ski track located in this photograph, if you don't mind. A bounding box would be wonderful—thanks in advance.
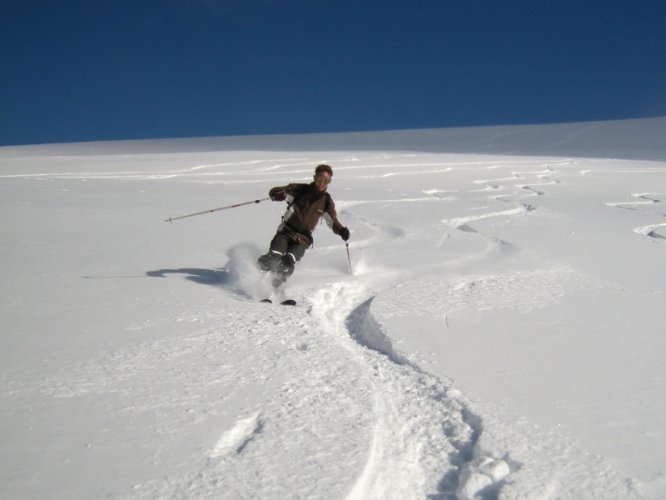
[606,192,666,242]
[308,284,513,500]
[431,163,562,260]
[581,164,666,242]
[334,160,564,273]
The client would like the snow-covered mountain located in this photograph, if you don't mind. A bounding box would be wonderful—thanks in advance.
[1,117,665,499]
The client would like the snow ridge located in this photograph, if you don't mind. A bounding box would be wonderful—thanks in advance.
[345,296,411,366]
[210,412,263,457]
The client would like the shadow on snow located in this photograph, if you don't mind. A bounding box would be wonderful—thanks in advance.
[145,243,264,300]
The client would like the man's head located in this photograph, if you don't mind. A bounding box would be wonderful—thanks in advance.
[313,164,332,192]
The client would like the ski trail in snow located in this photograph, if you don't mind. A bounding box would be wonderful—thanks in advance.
[0,156,318,181]
[634,222,666,241]
[345,297,412,366]
[444,205,534,229]
[605,192,661,210]
[606,193,666,242]
[435,163,561,262]
[307,282,514,499]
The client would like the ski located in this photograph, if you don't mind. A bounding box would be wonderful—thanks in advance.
[260,298,297,306]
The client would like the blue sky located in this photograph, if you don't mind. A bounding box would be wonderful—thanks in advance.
[1,0,665,146]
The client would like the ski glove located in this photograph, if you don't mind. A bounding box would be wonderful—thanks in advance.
[271,190,286,202]
[339,227,350,241]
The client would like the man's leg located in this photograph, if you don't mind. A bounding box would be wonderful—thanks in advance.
[272,242,307,287]
[257,233,290,271]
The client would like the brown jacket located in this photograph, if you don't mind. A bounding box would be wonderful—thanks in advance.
[270,183,344,246]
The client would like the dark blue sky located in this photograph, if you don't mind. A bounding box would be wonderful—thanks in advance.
[2,0,665,146]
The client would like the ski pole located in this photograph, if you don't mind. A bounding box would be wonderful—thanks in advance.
[346,242,353,275]
[165,197,270,223]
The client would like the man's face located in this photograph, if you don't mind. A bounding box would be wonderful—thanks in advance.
[313,172,331,192]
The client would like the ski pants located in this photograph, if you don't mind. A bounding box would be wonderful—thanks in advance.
[269,232,307,264]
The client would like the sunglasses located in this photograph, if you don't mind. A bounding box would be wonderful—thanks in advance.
[314,175,332,185]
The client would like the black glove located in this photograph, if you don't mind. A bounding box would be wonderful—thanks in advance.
[270,190,286,202]
[339,227,350,241]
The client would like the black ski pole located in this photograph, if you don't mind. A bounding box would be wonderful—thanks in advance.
[346,242,353,275]
[165,197,270,223]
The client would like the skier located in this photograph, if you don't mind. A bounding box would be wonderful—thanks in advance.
[257,164,350,287]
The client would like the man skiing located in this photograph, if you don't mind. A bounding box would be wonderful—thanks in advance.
[257,164,350,287]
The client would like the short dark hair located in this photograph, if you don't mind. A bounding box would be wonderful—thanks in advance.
[315,164,333,177]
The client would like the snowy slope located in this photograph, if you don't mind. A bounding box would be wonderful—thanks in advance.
[1,118,665,499]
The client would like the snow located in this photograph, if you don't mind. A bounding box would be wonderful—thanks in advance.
[1,117,665,499]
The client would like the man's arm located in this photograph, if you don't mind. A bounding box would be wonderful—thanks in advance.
[324,196,349,240]
[269,183,302,201]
